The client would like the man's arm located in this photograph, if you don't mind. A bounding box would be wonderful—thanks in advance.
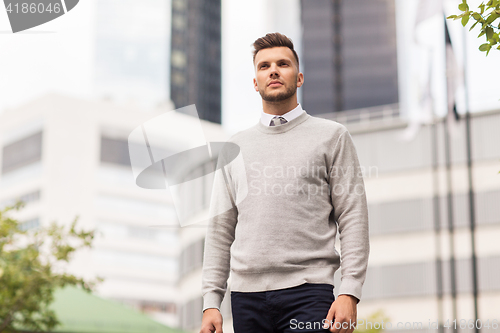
[329,129,370,302]
[201,153,238,312]
[324,129,369,333]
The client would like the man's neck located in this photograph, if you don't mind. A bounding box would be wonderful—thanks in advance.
[262,98,299,116]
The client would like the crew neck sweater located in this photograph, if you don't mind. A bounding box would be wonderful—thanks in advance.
[260,103,303,126]
[201,110,370,312]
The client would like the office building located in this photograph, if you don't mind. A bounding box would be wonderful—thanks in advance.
[300,0,399,115]
[0,93,226,329]
[170,0,222,124]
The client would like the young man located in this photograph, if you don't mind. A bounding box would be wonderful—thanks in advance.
[200,32,369,333]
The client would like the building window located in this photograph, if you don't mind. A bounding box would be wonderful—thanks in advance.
[97,221,178,246]
[171,50,187,68]
[172,15,187,30]
[363,256,500,300]
[19,217,40,231]
[172,0,186,11]
[93,249,178,274]
[94,194,178,221]
[100,136,131,167]
[180,296,203,330]
[140,300,176,314]
[171,71,186,86]
[179,237,204,277]
[1,131,42,175]
[0,190,41,209]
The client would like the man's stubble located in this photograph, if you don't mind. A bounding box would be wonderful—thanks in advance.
[258,75,298,103]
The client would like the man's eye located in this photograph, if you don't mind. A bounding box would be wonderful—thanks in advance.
[261,65,268,68]
[280,63,288,66]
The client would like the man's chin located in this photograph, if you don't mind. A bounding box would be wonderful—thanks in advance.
[262,96,286,102]
[260,90,294,103]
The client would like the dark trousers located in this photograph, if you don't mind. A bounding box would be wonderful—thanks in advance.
[231,282,334,333]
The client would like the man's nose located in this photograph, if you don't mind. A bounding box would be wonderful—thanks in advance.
[269,64,279,77]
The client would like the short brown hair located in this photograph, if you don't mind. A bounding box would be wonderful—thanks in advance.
[252,32,299,70]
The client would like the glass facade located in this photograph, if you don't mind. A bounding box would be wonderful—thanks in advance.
[301,0,399,114]
[170,0,222,124]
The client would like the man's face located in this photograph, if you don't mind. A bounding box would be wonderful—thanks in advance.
[253,46,304,103]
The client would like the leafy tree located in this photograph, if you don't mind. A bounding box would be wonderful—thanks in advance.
[0,201,101,333]
[447,0,500,56]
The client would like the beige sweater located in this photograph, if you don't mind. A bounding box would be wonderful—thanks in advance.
[201,110,370,312]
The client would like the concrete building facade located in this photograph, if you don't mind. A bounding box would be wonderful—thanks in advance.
[0,94,227,329]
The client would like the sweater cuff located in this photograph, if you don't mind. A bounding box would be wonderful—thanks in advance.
[337,278,363,303]
[202,292,224,312]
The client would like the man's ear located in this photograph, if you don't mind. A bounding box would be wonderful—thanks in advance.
[253,78,259,92]
[297,72,304,88]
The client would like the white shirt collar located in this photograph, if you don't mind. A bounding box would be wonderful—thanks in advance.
[260,103,304,126]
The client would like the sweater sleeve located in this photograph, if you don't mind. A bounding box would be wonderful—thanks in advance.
[329,129,370,303]
[201,152,238,312]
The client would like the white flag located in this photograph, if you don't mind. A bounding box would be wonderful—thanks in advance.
[399,0,444,142]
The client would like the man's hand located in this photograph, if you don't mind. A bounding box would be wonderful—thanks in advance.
[200,308,223,333]
[323,294,358,333]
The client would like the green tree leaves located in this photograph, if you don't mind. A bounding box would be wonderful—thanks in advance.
[447,0,500,55]
[0,201,101,333]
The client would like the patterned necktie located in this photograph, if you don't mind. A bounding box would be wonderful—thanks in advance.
[269,116,288,126]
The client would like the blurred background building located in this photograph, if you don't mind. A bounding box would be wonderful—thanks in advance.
[300,0,399,114]
[0,94,179,326]
[319,107,500,333]
[170,0,222,124]
[0,94,224,329]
